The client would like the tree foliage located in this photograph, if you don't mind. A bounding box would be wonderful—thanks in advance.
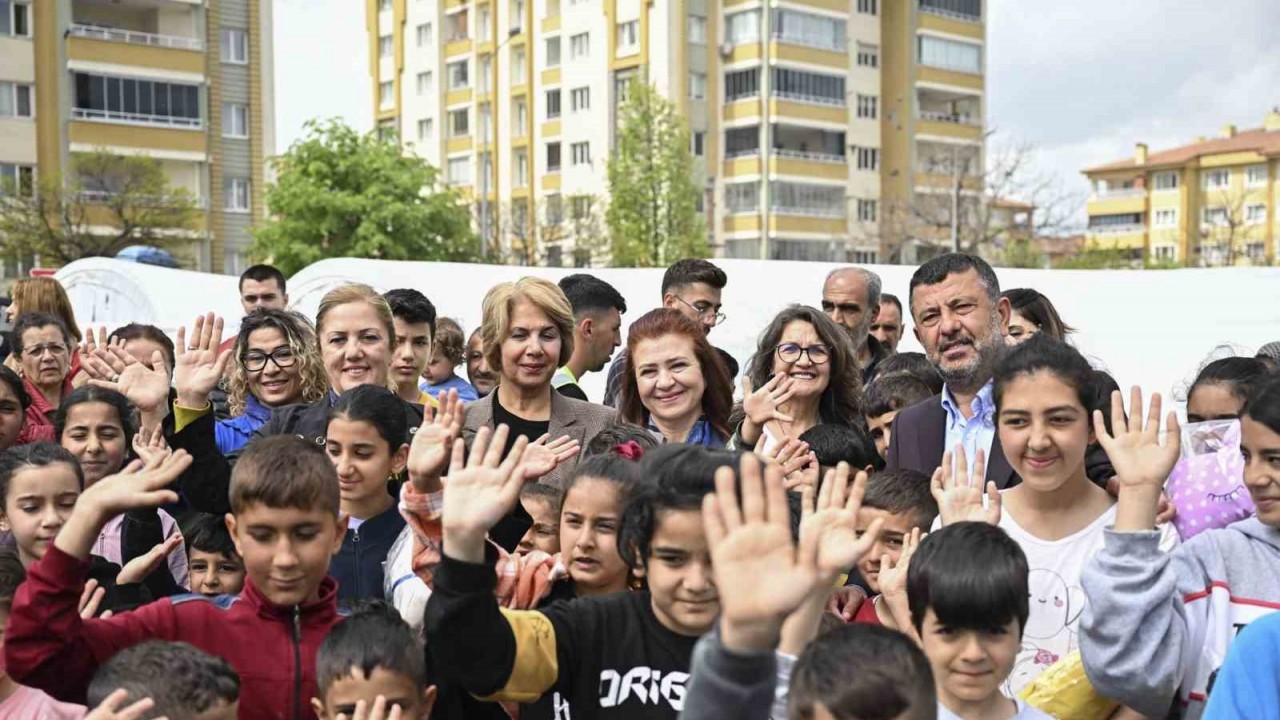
[0,150,198,266]
[606,80,706,267]
[251,120,478,275]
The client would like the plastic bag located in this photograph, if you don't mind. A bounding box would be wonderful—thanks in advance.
[1018,651,1119,720]
[1166,419,1251,540]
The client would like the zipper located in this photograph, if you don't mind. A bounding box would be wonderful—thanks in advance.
[351,526,362,596]
[291,605,302,720]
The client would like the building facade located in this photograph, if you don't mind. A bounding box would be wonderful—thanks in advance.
[0,0,274,277]
[367,0,985,265]
[1082,110,1280,267]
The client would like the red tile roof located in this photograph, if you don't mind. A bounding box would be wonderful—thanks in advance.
[1083,126,1280,174]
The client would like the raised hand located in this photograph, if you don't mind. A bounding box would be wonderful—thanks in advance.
[117,532,183,586]
[877,527,923,603]
[742,373,797,428]
[931,446,1001,526]
[757,436,816,490]
[79,578,114,620]
[84,690,164,720]
[439,425,529,563]
[704,455,820,652]
[407,389,465,487]
[131,424,171,465]
[88,345,171,414]
[336,696,403,720]
[1095,387,1181,491]
[825,585,867,623]
[79,451,191,520]
[173,313,232,408]
[802,463,884,579]
[520,433,580,481]
[79,326,109,362]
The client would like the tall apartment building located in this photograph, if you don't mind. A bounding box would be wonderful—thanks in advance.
[367,0,985,265]
[0,0,274,277]
[1082,110,1280,267]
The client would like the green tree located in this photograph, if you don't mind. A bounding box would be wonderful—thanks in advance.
[0,150,198,266]
[606,80,706,267]
[251,120,478,275]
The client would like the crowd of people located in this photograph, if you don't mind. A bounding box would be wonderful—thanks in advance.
[0,253,1276,720]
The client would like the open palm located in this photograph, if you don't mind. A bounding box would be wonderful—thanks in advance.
[440,425,529,540]
[173,314,231,403]
[1095,387,1180,491]
[742,373,797,426]
[931,446,1001,526]
[801,464,883,577]
[407,389,464,481]
[90,348,171,413]
[521,434,581,480]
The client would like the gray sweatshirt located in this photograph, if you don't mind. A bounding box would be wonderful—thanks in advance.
[679,630,776,720]
[1080,518,1280,720]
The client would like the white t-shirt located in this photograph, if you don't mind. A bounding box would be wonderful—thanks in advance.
[997,502,1180,694]
[937,699,1053,720]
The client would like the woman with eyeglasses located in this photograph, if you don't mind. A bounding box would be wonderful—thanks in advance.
[617,308,733,447]
[11,312,76,445]
[731,305,865,452]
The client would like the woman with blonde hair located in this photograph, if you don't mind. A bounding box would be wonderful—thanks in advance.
[462,277,616,489]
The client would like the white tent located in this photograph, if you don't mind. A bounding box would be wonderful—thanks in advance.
[288,258,1280,407]
[54,257,243,342]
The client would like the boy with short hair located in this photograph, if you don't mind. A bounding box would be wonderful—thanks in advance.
[852,469,937,628]
[909,522,1051,720]
[517,483,563,556]
[0,550,86,720]
[182,513,246,597]
[865,374,936,459]
[86,641,240,720]
[788,624,936,720]
[5,438,349,720]
[312,602,436,720]
[384,288,440,406]
[798,424,884,476]
[421,318,479,402]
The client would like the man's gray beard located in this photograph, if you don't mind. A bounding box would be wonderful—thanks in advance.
[850,314,874,357]
[932,316,1005,392]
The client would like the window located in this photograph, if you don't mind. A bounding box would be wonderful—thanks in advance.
[688,15,707,44]
[919,0,981,21]
[513,149,528,187]
[1246,164,1268,187]
[477,5,490,37]
[852,249,878,263]
[570,86,589,112]
[1153,245,1176,262]
[570,32,589,59]
[725,182,759,213]
[1153,208,1177,228]
[856,94,877,119]
[570,141,590,165]
[417,118,433,141]
[725,10,760,45]
[376,118,397,143]
[510,0,525,32]
[918,35,981,74]
[1200,207,1228,226]
[725,68,760,101]
[220,28,249,64]
[478,55,492,91]
[511,47,526,79]
[445,10,468,41]
[857,199,877,222]
[1152,171,1178,191]
[72,74,201,126]
[416,71,433,95]
[1203,169,1229,189]
[222,103,248,138]
[546,36,561,67]
[378,34,393,59]
[616,21,638,52]
[378,0,391,10]
[547,142,561,171]
[857,0,878,14]
[614,71,634,103]
[513,98,527,132]
[1246,203,1267,225]
[857,43,879,68]
[379,81,394,107]
[571,195,592,219]
[1,2,30,37]
[225,178,250,212]
[0,82,32,118]
[689,72,706,100]
[449,108,469,136]
[1247,241,1266,261]
[447,60,470,89]
[771,67,845,105]
[725,126,759,156]
[546,194,563,225]
[771,9,846,52]
[1089,213,1142,229]
[855,147,878,171]
[772,182,844,217]
[546,0,560,17]
[447,157,470,185]
[0,163,35,197]
[478,102,491,132]
[416,23,433,47]
[692,131,705,157]
[546,89,561,119]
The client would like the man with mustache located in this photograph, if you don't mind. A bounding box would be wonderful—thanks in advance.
[465,328,499,397]
[885,253,1019,489]
[821,267,890,381]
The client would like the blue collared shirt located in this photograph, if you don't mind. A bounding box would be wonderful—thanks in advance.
[215,393,273,455]
[940,379,997,477]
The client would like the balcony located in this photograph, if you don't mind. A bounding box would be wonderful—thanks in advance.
[1089,223,1146,235]
[1090,187,1146,201]
[772,90,843,108]
[919,109,979,126]
[77,190,206,209]
[69,23,202,51]
[72,107,202,130]
[774,148,843,164]
[918,0,982,23]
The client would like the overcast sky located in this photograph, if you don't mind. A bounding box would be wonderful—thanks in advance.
[273,0,1280,220]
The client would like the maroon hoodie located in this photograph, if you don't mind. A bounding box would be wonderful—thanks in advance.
[5,545,344,720]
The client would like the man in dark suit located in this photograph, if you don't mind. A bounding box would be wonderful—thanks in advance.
[885,253,1019,488]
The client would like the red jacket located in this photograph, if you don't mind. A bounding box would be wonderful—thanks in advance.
[6,545,344,720]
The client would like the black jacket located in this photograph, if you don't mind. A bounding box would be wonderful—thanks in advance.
[331,503,406,603]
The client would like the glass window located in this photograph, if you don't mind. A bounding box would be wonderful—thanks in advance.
[771,182,845,217]
[918,35,981,74]
[571,141,590,165]
[725,10,759,44]
[447,157,471,185]
[1246,203,1267,224]
[513,150,528,186]
[1152,171,1178,190]
[689,72,706,100]
[857,199,877,222]
[223,102,249,137]
[857,94,877,119]
[857,43,879,68]
[570,32,589,59]
[615,20,638,51]
[771,9,845,52]
[1203,169,1230,189]
[725,182,759,213]
[1,2,31,37]
[379,34,393,58]
[546,89,561,118]
[0,82,32,118]
[725,68,759,101]
[688,15,706,44]
[225,178,250,212]
[417,71,433,95]
[771,67,845,105]
[379,81,394,107]
[448,60,470,89]
[220,28,249,64]
[449,108,469,136]
[919,0,981,21]
[570,86,589,112]
[546,36,561,67]
[1246,164,1268,187]
[445,10,469,41]
[692,131,705,157]
[857,0,878,14]
[417,23,433,46]
[0,163,36,197]
[547,142,561,171]
[417,118,433,140]
[1153,208,1177,227]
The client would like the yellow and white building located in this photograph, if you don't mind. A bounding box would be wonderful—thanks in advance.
[1082,109,1280,267]
[367,0,985,264]
[0,0,274,276]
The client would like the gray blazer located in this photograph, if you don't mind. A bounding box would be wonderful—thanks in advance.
[462,390,617,488]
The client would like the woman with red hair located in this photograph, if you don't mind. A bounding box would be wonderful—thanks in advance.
[618,309,733,447]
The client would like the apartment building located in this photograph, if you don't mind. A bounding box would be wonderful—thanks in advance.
[0,0,274,277]
[1082,109,1280,267]
[368,0,985,265]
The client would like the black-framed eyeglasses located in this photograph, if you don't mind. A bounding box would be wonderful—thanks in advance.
[674,296,727,325]
[242,347,297,372]
[775,343,831,365]
[23,343,67,358]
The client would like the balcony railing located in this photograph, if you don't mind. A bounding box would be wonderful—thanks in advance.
[918,4,982,23]
[1088,223,1146,235]
[773,148,845,164]
[772,90,844,108]
[69,24,203,51]
[77,190,206,208]
[771,206,846,219]
[72,107,203,129]
[919,109,980,126]
[725,148,760,159]
[1090,188,1146,201]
